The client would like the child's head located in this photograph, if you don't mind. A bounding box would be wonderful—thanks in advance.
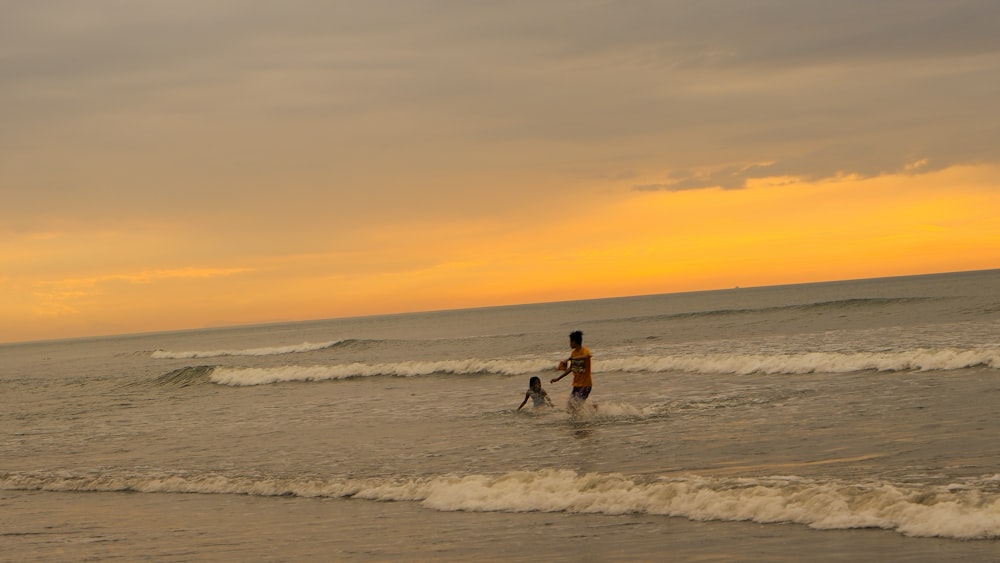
[529,376,541,389]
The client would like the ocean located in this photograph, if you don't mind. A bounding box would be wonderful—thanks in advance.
[2,269,998,562]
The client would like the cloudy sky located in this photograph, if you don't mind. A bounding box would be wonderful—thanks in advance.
[2,0,998,342]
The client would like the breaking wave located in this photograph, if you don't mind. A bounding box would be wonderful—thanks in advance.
[151,340,352,359]
[152,365,215,387]
[3,468,997,540]
[603,348,1000,375]
[209,358,553,386]
[194,347,999,386]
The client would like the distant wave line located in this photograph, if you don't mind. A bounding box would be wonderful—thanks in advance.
[603,297,937,324]
[151,340,353,359]
[2,468,997,540]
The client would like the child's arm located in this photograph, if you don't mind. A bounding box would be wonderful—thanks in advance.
[543,390,554,407]
[517,392,530,411]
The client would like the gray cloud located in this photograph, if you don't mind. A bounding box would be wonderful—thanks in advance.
[2,0,999,210]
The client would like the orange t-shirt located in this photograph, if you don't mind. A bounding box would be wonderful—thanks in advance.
[569,346,592,388]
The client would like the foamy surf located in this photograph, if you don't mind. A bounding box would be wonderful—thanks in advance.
[151,340,347,359]
[3,469,997,540]
[200,347,1000,387]
[209,359,553,386]
[536,400,661,421]
[603,347,1000,375]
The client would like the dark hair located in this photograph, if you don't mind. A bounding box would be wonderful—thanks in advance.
[569,330,583,344]
[529,376,541,386]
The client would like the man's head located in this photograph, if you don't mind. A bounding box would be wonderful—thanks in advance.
[569,330,583,347]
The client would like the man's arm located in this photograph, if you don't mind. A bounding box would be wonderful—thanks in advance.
[551,369,572,384]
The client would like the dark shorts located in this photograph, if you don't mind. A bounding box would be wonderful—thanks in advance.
[570,386,592,401]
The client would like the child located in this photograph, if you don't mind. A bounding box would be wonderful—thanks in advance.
[517,376,554,411]
[551,330,592,412]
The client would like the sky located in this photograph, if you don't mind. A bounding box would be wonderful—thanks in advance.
[2,0,999,343]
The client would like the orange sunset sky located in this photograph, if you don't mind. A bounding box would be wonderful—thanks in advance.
[2,1,999,343]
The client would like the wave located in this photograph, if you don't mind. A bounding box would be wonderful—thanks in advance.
[611,297,935,324]
[3,468,997,540]
[603,348,1000,375]
[197,347,999,387]
[151,340,354,359]
[209,358,553,386]
[152,365,216,387]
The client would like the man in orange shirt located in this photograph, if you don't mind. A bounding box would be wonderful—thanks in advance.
[551,330,592,412]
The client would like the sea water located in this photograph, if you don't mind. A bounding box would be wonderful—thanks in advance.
[1,269,998,561]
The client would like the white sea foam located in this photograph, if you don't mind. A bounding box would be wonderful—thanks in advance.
[602,348,1000,375]
[3,469,997,540]
[152,340,344,359]
[209,358,553,386]
[560,401,659,420]
[204,347,999,386]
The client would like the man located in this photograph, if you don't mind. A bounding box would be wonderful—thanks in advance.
[551,330,592,412]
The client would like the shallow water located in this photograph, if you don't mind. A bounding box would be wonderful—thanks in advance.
[2,269,999,560]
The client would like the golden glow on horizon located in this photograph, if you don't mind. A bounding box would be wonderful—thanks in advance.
[5,3,1000,344]
[4,164,997,343]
